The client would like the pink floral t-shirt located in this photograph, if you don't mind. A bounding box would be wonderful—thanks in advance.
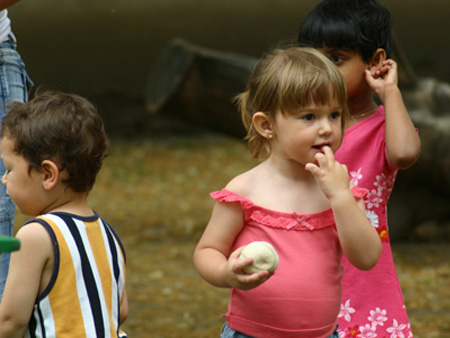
[335,106,413,338]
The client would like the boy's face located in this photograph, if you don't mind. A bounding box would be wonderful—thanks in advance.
[318,48,371,101]
[0,136,45,216]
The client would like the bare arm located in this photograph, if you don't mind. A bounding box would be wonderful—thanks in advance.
[0,223,52,338]
[306,147,382,270]
[366,60,421,169]
[329,189,381,270]
[193,200,269,290]
[120,288,128,324]
[0,0,20,11]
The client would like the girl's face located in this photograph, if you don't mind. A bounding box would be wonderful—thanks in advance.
[271,98,343,166]
[0,136,45,216]
[320,48,370,101]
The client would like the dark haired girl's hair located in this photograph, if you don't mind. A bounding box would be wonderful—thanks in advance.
[298,0,392,62]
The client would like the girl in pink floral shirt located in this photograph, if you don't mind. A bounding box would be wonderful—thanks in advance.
[298,1,421,337]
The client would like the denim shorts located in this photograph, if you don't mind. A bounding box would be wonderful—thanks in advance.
[220,322,340,338]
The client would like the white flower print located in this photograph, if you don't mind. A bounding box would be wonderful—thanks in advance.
[386,319,407,338]
[339,299,355,322]
[385,173,396,196]
[366,188,383,209]
[373,174,387,191]
[350,167,363,185]
[368,307,387,327]
[365,210,379,229]
[358,324,377,338]
[406,324,413,338]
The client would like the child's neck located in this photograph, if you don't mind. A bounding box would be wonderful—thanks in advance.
[266,154,313,181]
[252,157,330,214]
[40,191,94,217]
[347,98,379,126]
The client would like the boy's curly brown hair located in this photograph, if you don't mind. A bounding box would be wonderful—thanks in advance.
[1,90,109,192]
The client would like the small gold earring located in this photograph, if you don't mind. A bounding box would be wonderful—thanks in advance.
[268,134,273,139]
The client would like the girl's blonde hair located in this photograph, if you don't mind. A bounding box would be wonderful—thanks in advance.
[235,47,348,158]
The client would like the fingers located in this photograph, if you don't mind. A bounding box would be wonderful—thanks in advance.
[305,162,318,175]
[306,146,335,180]
[369,59,397,79]
[227,247,271,290]
[306,145,350,199]
[233,256,253,274]
[233,265,270,290]
[321,145,335,161]
[229,246,251,273]
[310,146,335,169]
[366,59,399,100]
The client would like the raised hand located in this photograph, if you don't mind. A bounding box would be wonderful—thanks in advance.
[365,59,399,103]
[305,146,351,200]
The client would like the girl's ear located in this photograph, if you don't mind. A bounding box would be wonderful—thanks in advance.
[40,160,60,190]
[369,48,387,68]
[252,112,274,139]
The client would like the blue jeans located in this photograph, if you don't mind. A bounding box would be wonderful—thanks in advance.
[0,32,33,300]
[220,322,340,338]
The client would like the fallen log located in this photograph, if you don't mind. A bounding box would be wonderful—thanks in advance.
[146,38,257,138]
[145,36,420,132]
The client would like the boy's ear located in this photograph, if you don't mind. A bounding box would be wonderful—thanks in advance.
[252,112,274,139]
[369,48,387,68]
[40,160,60,190]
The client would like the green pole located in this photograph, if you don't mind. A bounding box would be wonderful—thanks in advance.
[0,236,20,253]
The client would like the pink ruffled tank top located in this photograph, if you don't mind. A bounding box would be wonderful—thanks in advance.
[211,186,367,338]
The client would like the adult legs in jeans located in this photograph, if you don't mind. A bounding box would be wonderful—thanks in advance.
[0,35,33,300]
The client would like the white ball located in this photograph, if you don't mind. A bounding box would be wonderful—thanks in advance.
[240,241,279,274]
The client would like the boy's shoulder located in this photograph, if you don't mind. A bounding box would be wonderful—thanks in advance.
[14,220,54,267]
[17,220,53,243]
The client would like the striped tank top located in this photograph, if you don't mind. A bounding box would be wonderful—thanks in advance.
[25,212,127,338]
